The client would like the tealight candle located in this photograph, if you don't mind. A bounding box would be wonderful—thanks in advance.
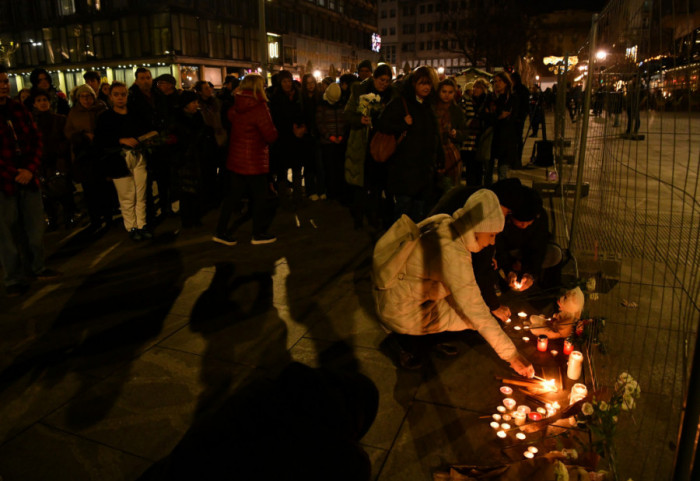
[513,411,526,426]
[524,451,534,459]
[537,335,548,352]
[523,325,530,330]
[502,414,512,421]
[570,383,588,405]
[492,414,502,421]
[528,412,542,421]
[500,423,511,430]
[514,326,522,331]
[537,407,547,415]
[490,421,500,429]
[497,430,507,438]
[518,312,527,318]
[522,336,530,342]
[550,350,559,356]
[528,446,539,454]
[497,406,507,413]
[500,386,513,395]
[505,318,512,324]
[517,405,531,414]
[563,339,574,355]
[516,432,527,440]
[567,351,584,380]
[552,401,561,410]
[503,398,516,410]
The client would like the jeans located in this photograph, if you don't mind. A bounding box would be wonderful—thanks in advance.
[112,155,148,231]
[0,188,46,286]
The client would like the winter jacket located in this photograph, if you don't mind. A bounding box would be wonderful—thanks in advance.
[316,100,348,145]
[373,210,517,362]
[94,109,149,179]
[375,86,444,197]
[127,84,157,133]
[33,110,69,177]
[495,210,551,279]
[198,96,228,147]
[226,89,278,176]
[171,109,216,194]
[64,102,108,181]
[343,78,397,187]
[269,86,304,169]
[0,99,42,195]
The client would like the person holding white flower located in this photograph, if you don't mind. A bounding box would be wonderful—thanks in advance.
[344,64,397,230]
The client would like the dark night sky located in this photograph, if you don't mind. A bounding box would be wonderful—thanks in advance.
[530,0,608,13]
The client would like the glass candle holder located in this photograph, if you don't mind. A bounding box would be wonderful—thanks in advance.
[537,335,548,352]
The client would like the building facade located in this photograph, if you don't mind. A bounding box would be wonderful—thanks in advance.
[0,0,378,96]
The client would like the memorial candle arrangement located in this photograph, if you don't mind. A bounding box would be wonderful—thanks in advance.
[567,351,584,380]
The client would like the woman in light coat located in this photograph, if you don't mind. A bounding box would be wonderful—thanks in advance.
[373,189,534,375]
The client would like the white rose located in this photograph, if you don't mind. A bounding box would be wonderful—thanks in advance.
[586,277,596,291]
[582,402,595,416]
[625,380,641,397]
[618,372,632,383]
[613,415,618,423]
[622,394,636,411]
[599,401,609,411]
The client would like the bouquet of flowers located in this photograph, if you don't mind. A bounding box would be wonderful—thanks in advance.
[358,93,383,127]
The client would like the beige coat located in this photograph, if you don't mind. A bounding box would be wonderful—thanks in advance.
[373,213,517,362]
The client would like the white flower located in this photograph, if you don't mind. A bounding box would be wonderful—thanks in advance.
[613,415,618,423]
[599,401,609,411]
[622,394,636,411]
[618,372,634,383]
[562,448,578,460]
[582,402,595,416]
[625,380,641,397]
[586,277,596,292]
[589,293,599,300]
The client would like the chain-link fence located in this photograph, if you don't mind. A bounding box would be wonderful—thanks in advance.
[543,0,699,479]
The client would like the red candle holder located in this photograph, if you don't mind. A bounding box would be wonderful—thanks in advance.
[537,335,548,352]
[528,412,543,421]
[563,339,574,355]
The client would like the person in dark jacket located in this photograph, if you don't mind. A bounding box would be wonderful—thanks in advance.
[375,66,444,222]
[434,78,468,188]
[300,73,323,200]
[316,83,349,203]
[31,90,76,230]
[64,84,111,231]
[28,68,70,115]
[214,74,279,246]
[269,70,305,204]
[95,82,152,242]
[486,71,518,185]
[510,72,530,168]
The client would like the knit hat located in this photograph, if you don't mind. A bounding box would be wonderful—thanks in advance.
[323,83,341,104]
[75,84,96,99]
[453,189,505,233]
[179,90,199,108]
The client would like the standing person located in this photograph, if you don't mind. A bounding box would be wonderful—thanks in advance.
[486,72,517,185]
[0,66,61,297]
[375,66,443,222]
[28,68,69,115]
[344,64,397,229]
[434,78,468,188]
[373,188,534,375]
[214,74,278,246]
[529,84,544,138]
[269,70,305,205]
[98,82,111,104]
[316,82,349,203]
[300,73,323,201]
[466,78,494,186]
[357,60,373,82]
[152,73,181,219]
[95,82,152,241]
[625,77,641,138]
[510,72,530,169]
[195,80,227,207]
[64,84,111,231]
[83,71,107,108]
[218,75,240,132]
[339,73,359,105]
[31,90,76,230]
[171,90,217,229]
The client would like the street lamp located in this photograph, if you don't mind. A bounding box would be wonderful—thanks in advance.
[437,66,445,75]
[595,50,608,61]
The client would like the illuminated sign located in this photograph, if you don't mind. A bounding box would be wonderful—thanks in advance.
[371,33,381,53]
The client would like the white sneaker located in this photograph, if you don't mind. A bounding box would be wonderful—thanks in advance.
[309,194,319,201]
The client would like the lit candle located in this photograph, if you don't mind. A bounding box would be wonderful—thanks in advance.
[523,325,530,330]
[517,405,531,414]
[523,451,534,459]
[552,401,561,410]
[567,351,584,380]
[514,326,522,331]
[537,407,547,415]
[569,383,588,404]
[497,430,507,438]
[500,423,511,430]
[492,414,502,421]
[550,350,559,356]
[516,432,527,440]
[518,312,527,318]
[497,406,507,413]
[528,446,539,454]
[505,318,512,324]
[545,403,556,417]
[503,398,516,410]
[522,336,530,342]
[528,412,542,421]
[513,411,526,426]
[537,335,548,352]
[563,339,574,355]
[490,421,500,429]
[500,386,513,395]
[502,414,512,421]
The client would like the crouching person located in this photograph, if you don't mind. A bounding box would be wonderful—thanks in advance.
[372,189,534,376]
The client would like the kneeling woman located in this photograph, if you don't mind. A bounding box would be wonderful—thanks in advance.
[373,189,534,375]
[95,81,152,241]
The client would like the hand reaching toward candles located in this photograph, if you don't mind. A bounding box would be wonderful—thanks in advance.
[508,352,535,378]
[491,305,511,322]
[508,272,534,291]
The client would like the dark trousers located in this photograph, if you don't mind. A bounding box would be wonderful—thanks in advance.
[82,178,114,226]
[180,192,201,228]
[321,143,348,202]
[462,150,482,186]
[216,173,272,237]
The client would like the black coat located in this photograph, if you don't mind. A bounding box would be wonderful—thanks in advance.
[269,86,305,168]
[171,110,217,195]
[376,90,444,197]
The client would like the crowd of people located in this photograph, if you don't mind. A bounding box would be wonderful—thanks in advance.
[1,60,549,299]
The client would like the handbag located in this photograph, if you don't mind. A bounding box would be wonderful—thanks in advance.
[370,97,409,163]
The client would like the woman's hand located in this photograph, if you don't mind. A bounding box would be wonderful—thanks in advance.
[449,128,457,138]
[14,168,33,185]
[509,353,535,378]
[404,114,413,126]
[360,116,371,126]
[119,137,138,148]
[491,305,511,322]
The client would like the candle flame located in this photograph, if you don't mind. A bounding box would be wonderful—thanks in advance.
[518,312,527,318]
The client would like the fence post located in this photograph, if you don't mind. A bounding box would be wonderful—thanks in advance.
[673,325,700,480]
[567,14,598,255]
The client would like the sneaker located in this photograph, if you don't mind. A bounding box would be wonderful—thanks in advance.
[35,269,62,281]
[139,228,153,240]
[6,284,29,297]
[308,194,319,201]
[251,233,277,245]
[212,234,238,246]
[129,228,143,242]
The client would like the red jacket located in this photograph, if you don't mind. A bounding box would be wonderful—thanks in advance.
[226,90,278,175]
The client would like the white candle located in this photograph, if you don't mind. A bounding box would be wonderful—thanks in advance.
[505,318,512,324]
[537,407,547,415]
[497,430,507,438]
[522,336,530,342]
[514,326,522,331]
[497,406,506,413]
[517,405,531,414]
[518,312,527,318]
[567,351,584,380]
[550,350,558,356]
[516,432,527,440]
[513,411,526,426]
[500,386,513,395]
[528,446,539,454]
[569,383,588,405]
[490,421,500,429]
[502,414,512,421]
[523,451,534,459]
[503,398,516,410]
[500,423,511,430]
[492,414,502,421]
